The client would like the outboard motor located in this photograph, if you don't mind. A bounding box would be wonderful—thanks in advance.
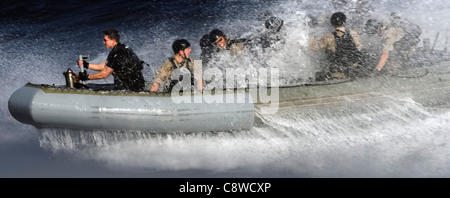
[63,54,90,89]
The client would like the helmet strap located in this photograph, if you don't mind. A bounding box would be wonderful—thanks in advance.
[175,50,189,66]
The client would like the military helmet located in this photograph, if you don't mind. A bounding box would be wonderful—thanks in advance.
[200,34,211,49]
[265,16,284,32]
[172,39,191,54]
[330,12,346,27]
[209,29,225,43]
[365,19,383,34]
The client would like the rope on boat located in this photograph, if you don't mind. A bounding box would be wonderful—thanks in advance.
[390,69,430,78]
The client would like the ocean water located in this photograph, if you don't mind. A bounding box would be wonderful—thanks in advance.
[1,0,450,178]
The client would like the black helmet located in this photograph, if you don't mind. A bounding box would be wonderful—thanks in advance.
[307,14,319,27]
[365,19,383,34]
[390,12,401,21]
[330,12,346,27]
[172,39,191,54]
[200,34,211,49]
[209,29,225,43]
[265,16,284,32]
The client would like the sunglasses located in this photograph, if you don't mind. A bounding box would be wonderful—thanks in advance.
[214,37,225,45]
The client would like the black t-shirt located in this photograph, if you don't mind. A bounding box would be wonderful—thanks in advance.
[106,43,145,92]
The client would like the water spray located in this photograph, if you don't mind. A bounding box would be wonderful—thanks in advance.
[431,32,440,53]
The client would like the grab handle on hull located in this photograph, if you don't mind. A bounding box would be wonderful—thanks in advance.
[78,54,90,85]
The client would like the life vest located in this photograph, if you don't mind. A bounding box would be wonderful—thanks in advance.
[325,29,362,74]
[391,18,422,51]
[167,57,195,92]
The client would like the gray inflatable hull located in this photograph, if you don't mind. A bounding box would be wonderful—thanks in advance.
[8,84,255,132]
[9,61,450,133]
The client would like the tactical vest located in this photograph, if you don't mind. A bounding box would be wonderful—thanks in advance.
[167,57,195,92]
[326,29,362,74]
[391,18,422,51]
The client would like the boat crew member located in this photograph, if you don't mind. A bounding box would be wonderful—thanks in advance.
[210,29,245,55]
[77,29,145,92]
[242,14,285,51]
[200,34,215,67]
[201,29,246,67]
[259,16,285,49]
[364,13,422,72]
[310,12,363,81]
[150,39,203,92]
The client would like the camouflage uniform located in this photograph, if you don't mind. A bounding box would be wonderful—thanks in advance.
[152,55,196,92]
[381,26,414,71]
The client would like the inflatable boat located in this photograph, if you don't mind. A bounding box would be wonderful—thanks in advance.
[258,62,450,122]
[8,83,255,132]
[8,60,450,133]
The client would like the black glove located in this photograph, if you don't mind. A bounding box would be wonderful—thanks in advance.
[79,70,89,81]
[82,61,89,70]
[78,60,89,70]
